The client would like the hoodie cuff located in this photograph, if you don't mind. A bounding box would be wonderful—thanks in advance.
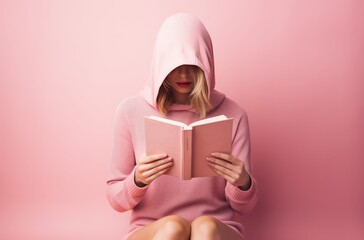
[124,168,149,198]
[225,177,258,203]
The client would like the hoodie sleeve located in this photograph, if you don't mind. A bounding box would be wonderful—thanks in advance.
[225,109,258,214]
[106,102,148,212]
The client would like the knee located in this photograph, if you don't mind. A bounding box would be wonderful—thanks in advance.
[157,215,190,239]
[191,216,220,239]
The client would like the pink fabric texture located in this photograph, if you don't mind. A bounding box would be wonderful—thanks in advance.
[107,13,258,238]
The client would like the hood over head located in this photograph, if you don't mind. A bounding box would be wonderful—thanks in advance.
[140,13,225,112]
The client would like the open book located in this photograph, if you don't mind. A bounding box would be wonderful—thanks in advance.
[144,115,233,180]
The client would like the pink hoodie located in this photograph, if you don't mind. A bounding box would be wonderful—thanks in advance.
[107,13,258,239]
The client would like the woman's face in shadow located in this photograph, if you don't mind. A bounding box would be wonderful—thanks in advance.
[166,65,196,95]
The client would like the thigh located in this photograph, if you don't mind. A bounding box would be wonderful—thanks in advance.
[191,216,243,240]
[127,215,190,240]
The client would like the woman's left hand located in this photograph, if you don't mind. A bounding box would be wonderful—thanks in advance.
[207,152,251,190]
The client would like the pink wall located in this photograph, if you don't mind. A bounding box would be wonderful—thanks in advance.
[1,1,363,239]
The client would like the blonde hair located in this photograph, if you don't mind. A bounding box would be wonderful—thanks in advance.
[157,66,211,118]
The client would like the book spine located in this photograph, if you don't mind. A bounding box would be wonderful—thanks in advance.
[182,129,192,180]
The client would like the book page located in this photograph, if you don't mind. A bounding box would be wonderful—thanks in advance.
[147,116,188,128]
[189,115,228,127]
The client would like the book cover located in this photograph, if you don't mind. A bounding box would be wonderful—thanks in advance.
[144,115,233,180]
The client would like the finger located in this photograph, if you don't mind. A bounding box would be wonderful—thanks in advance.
[142,161,173,179]
[210,152,240,165]
[208,164,236,183]
[145,167,172,183]
[136,161,171,185]
[139,157,173,172]
[140,153,168,164]
[206,157,239,172]
[207,161,239,180]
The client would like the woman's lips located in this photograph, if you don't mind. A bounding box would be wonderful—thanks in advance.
[176,82,192,88]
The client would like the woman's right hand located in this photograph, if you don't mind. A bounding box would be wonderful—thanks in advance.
[134,153,173,187]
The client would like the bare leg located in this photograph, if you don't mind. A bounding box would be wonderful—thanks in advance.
[191,216,243,240]
[128,215,190,240]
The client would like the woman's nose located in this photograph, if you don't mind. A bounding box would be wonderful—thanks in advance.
[178,65,191,75]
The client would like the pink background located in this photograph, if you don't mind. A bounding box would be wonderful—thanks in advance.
[1,1,363,239]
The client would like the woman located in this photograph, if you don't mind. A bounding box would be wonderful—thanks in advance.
[107,13,258,239]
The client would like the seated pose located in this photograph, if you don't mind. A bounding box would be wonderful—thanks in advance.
[107,13,258,240]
